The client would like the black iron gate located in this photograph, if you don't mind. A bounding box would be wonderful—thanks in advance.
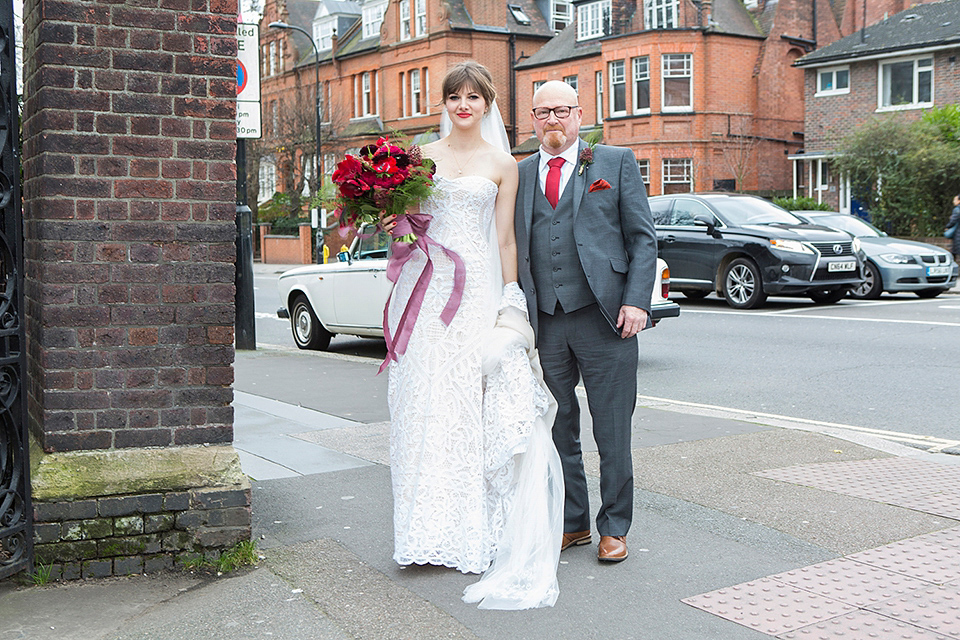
[0,0,30,580]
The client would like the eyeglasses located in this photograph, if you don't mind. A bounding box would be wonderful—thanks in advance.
[532,105,579,120]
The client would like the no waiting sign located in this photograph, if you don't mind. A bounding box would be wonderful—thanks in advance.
[237,22,261,138]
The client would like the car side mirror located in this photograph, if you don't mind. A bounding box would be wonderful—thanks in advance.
[337,250,352,264]
[693,214,721,237]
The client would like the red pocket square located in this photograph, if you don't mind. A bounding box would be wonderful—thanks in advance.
[589,179,612,192]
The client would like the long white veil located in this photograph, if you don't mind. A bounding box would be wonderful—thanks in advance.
[439,99,512,154]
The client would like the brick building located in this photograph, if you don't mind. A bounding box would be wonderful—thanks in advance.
[791,0,960,213]
[254,0,556,211]
[513,0,860,196]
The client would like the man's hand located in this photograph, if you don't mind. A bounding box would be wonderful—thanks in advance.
[616,305,648,339]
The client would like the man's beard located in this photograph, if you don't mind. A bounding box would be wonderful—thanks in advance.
[543,129,566,150]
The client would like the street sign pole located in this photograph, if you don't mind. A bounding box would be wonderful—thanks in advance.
[236,21,261,350]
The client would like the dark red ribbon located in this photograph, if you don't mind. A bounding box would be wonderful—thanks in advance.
[379,212,466,374]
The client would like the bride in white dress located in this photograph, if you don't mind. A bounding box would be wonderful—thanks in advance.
[383,61,563,610]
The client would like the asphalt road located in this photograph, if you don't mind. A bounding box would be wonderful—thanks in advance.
[252,268,959,444]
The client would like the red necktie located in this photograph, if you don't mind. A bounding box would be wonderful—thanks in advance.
[545,157,565,209]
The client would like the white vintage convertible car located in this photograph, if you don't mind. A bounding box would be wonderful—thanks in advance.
[277,230,680,350]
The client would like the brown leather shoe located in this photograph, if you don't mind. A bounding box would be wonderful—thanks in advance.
[597,536,628,562]
[561,530,592,551]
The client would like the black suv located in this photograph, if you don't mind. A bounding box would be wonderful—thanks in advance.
[649,193,866,309]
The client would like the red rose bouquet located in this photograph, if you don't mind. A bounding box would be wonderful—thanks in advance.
[330,136,436,236]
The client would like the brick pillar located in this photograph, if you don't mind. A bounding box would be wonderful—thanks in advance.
[21,0,251,578]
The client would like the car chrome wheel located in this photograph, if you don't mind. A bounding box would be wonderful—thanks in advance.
[849,261,882,299]
[722,258,767,309]
[291,295,332,350]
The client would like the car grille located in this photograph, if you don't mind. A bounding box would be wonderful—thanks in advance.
[810,241,854,256]
[921,254,949,265]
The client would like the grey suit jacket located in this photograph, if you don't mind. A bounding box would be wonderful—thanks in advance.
[515,139,658,336]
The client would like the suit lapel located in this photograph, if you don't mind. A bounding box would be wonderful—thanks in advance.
[572,138,587,222]
[522,151,539,238]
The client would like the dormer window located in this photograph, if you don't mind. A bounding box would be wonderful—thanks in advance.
[314,18,335,51]
[362,0,388,39]
[644,0,677,29]
[577,0,611,41]
[552,0,573,31]
[508,4,532,25]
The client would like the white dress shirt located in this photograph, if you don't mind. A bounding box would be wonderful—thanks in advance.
[537,143,581,201]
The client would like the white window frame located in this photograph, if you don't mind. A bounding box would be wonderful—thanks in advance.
[609,60,626,117]
[595,70,603,124]
[815,66,850,96]
[577,0,611,41]
[637,158,650,186]
[400,71,407,117]
[552,0,573,31]
[533,80,546,95]
[877,55,933,111]
[414,0,426,36]
[258,156,277,202]
[399,0,411,41]
[661,53,692,112]
[269,41,277,75]
[410,69,422,115]
[644,0,677,29]
[314,18,334,51]
[362,1,388,39]
[632,56,650,114]
[362,72,373,116]
[563,75,578,91]
[662,158,693,192]
[422,68,429,115]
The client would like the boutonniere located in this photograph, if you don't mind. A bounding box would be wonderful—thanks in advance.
[578,142,596,176]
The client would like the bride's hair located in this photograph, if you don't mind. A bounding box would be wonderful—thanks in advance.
[441,61,497,109]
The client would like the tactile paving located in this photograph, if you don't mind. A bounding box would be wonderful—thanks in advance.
[681,578,855,636]
[867,585,960,639]
[848,536,960,586]
[778,610,956,639]
[768,558,930,607]
[754,458,960,517]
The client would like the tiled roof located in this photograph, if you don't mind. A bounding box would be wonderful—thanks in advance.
[795,0,960,66]
[708,0,764,37]
[515,23,600,69]
[445,0,555,37]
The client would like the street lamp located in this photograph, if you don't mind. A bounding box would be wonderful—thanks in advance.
[268,21,322,196]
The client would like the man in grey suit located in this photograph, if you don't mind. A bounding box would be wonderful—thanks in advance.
[515,81,657,562]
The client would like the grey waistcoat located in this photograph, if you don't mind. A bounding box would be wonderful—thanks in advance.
[530,179,594,314]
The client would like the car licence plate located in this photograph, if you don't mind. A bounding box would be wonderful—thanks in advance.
[928,265,951,276]
[828,261,856,272]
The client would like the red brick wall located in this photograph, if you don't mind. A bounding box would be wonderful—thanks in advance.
[22,0,239,452]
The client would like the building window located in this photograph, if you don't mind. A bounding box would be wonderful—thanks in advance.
[552,0,573,31]
[577,0,611,41]
[410,69,422,115]
[270,100,278,136]
[509,4,532,24]
[816,66,849,96]
[414,0,426,36]
[637,159,650,186]
[662,53,692,111]
[663,158,693,193]
[400,71,407,117]
[399,0,411,41]
[879,56,933,110]
[362,72,374,116]
[644,0,677,29]
[363,1,388,39]
[632,56,650,113]
[422,67,429,115]
[323,153,337,180]
[533,80,546,96]
[595,70,603,124]
[564,75,578,91]
[609,60,626,116]
[269,41,278,75]
[315,19,334,51]
[321,81,330,123]
[258,157,277,202]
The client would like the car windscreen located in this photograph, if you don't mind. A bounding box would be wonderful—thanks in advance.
[812,215,883,237]
[706,197,804,226]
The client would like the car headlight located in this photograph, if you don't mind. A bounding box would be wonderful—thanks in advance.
[769,238,814,254]
[852,237,861,253]
[878,253,916,264]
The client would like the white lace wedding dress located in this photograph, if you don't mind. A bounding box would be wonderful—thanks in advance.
[387,175,563,610]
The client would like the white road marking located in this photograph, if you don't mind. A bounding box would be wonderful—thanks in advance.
[680,308,960,327]
[256,312,287,322]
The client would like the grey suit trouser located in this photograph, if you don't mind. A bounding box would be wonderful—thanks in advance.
[537,303,637,537]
